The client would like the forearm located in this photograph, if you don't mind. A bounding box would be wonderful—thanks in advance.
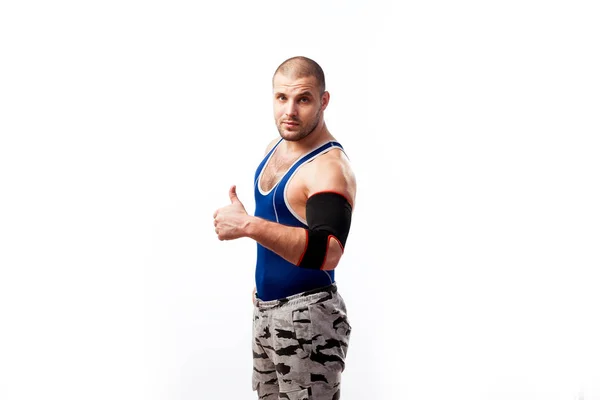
[244,216,307,265]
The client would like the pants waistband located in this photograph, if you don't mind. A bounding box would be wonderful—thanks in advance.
[255,283,338,311]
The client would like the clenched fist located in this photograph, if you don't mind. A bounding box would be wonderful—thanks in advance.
[213,185,250,241]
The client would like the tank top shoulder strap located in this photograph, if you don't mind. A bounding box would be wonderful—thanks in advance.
[266,138,284,158]
[277,140,345,190]
[254,138,284,187]
[292,140,345,170]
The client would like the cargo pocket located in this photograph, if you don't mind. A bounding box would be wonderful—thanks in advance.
[291,306,313,359]
[310,302,350,373]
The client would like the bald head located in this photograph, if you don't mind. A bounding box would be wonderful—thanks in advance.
[273,56,326,95]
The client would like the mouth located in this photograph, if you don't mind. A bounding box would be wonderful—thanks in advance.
[282,121,299,128]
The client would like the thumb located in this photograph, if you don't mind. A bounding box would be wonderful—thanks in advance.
[229,185,241,204]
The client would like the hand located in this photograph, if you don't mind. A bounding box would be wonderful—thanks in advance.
[213,185,249,241]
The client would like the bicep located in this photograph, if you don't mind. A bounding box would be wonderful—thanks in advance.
[306,159,356,208]
[296,158,355,270]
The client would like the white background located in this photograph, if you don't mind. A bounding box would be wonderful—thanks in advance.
[1,1,599,399]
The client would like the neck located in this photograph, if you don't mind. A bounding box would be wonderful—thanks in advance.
[284,122,334,154]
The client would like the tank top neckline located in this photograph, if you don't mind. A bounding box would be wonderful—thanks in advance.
[256,138,341,196]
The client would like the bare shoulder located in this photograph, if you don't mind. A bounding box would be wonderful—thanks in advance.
[306,148,357,208]
[264,137,281,156]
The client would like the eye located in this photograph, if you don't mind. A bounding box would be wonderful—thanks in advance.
[299,97,309,103]
[277,95,287,101]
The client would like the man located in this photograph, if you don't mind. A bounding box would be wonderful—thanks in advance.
[213,56,356,399]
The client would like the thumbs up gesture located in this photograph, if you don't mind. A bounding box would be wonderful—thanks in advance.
[228,184,242,205]
[213,185,249,241]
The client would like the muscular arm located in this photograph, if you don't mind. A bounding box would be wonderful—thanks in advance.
[215,147,355,271]
[244,155,355,270]
[244,218,307,265]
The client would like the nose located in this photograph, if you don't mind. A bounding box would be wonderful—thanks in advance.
[284,101,298,118]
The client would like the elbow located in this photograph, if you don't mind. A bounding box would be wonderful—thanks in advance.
[321,236,344,271]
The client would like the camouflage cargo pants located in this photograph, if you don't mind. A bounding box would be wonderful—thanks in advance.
[252,283,352,400]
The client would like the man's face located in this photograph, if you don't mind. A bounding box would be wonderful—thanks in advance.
[273,73,328,142]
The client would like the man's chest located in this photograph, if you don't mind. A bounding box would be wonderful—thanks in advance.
[260,155,292,193]
[259,154,309,221]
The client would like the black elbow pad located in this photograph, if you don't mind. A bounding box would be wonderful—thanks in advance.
[297,192,352,269]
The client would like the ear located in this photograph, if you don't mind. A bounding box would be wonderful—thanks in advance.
[320,91,330,111]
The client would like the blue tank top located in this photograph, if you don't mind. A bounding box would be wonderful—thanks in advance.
[253,138,346,301]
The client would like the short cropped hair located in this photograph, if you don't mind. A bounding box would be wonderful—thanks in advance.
[273,56,326,95]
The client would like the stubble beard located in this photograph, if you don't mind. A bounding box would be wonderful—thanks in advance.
[277,109,322,142]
